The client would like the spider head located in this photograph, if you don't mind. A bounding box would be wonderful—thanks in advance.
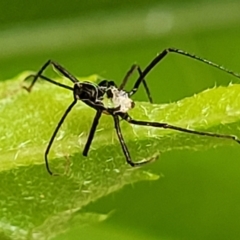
[73,82,98,102]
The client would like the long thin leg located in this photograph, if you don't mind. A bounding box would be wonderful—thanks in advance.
[24,74,73,91]
[119,64,153,103]
[24,60,78,92]
[124,116,240,145]
[113,115,156,166]
[83,110,102,156]
[45,99,77,175]
[129,48,240,97]
[138,67,153,103]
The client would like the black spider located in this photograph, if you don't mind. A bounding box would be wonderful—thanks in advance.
[23,48,240,175]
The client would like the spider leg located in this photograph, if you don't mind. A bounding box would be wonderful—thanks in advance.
[113,115,156,166]
[23,60,78,92]
[24,74,73,91]
[123,115,240,145]
[45,99,77,175]
[83,110,102,156]
[119,64,153,103]
[130,48,240,98]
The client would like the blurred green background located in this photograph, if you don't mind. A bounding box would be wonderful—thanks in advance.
[1,0,240,239]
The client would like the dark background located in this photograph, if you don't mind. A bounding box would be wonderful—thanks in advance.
[1,0,240,239]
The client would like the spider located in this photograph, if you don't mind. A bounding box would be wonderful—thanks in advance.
[23,48,240,175]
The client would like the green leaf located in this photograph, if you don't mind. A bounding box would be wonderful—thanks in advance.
[1,73,240,239]
[0,73,159,240]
